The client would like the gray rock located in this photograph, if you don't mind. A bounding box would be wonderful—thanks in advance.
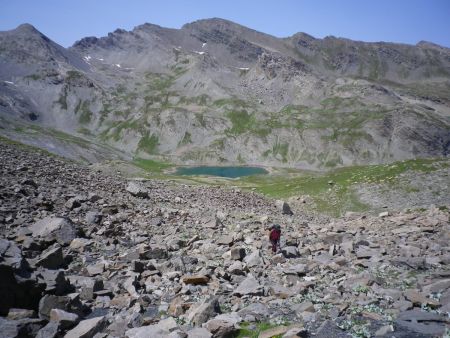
[64,316,106,338]
[227,260,245,275]
[65,195,85,210]
[156,317,179,332]
[395,309,449,336]
[186,297,221,326]
[36,269,72,295]
[374,325,393,336]
[85,212,102,225]
[29,217,79,245]
[281,246,300,258]
[86,262,104,276]
[356,246,379,259]
[7,308,36,320]
[292,301,315,313]
[234,275,264,296]
[0,317,46,338]
[38,295,70,320]
[0,240,27,271]
[36,322,59,338]
[216,235,233,246]
[275,200,293,215]
[230,247,246,260]
[140,245,168,259]
[125,318,178,338]
[238,303,269,321]
[314,319,347,338]
[50,309,79,329]
[126,182,149,198]
[187,327,212,337]
[243,250,263,268]
[35,245,64,269]
[283,264,308,276]
[205,318,237,338]
[126,326,170,338]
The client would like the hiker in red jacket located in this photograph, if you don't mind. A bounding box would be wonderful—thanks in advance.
[269,224,281,253]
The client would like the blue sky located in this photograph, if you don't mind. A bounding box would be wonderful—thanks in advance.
[1,0,449,47]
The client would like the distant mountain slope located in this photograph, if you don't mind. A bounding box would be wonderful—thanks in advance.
[0,18,449,168]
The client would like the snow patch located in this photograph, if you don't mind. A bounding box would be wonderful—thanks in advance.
[115,64,121,68]
[202,43,207,48]
[83,55,92,61]
[97,58,104,61]
[3,81,15,85]
[193,51,205,55]
[238,67,249,71]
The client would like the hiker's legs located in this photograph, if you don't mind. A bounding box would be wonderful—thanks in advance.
[271,240,277,253]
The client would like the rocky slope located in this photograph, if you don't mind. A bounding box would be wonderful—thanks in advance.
[0,19,449,168]
[1,139,450,337]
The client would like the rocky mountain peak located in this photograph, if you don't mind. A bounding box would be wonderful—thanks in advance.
[13,23,41,34]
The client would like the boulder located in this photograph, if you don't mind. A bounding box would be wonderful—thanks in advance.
[216,235,233,246]
[64,316,106,338]
[0,239,28,271]
[29,217,79,245]
[238,303,269,321]
[0,317,46,338]
[65,195,85,210]
[244,250,263,268]
[86,262,104,276]
[34,245,64,269]
[233,275,264,296]
[395,309,448,336]
[186,297,221,326]
[126,182,149,198]
[403,289,439,307]
[205,318,237,338]
[275,200,293,215]
[36,269,72,295]
[0,264,45,316]
[85,212,102,225]
[227,261,245,275]
[38,295,70,320]
[281,246,300,258]
[36,322,59,338]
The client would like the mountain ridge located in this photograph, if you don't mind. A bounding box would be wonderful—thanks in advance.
[0,19,449,168]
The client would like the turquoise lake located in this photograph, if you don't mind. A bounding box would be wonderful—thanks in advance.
[176,166,268,178]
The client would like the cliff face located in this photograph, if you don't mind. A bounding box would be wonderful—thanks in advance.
[1,18,449,168]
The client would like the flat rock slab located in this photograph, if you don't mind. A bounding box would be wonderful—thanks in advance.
[182,275,210,285]
[64,316,106,338]
[29,217,79,245]
[259,325,302,338]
